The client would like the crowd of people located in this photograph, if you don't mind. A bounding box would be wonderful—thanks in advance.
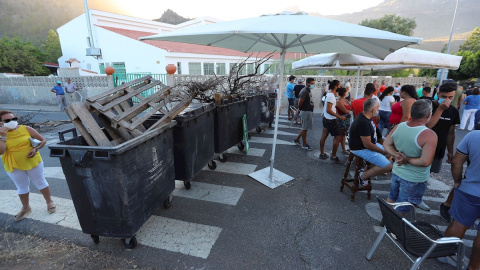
[288,77,480,269]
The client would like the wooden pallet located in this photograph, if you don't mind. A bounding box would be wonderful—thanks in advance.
[65,103,122,147]
[86,75,191,140]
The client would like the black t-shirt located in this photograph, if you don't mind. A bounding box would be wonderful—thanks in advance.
[465,89,473,96]
[293,85,304,99]
[349,113,381,150]
[420,96,434,101]
[299,88,314,111]
[431,102,460,158]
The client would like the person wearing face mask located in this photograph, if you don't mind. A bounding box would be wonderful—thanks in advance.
[0,110,55,222]
[383,99,437,214]
[349,98,392,187]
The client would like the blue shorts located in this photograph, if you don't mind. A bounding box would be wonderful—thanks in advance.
[351,143,391,168]
[388,173,428,213]
[449,189,480,230]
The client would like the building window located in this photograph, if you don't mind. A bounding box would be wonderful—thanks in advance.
[246,63,254,74]
[177,62,182,75]
[264,63,277,75]
[216,63,226,75]
[188,62,201,75]
[204,63,215,75]
[99,63,105,74]
[112,62,126,74]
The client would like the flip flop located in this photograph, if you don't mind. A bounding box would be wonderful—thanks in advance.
[47,205,56,214]
[14,209,31,222]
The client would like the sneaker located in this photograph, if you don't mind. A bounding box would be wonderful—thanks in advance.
[302,144,313,151]
[440,203,452,222]
[415,201,431,211]
[319,153,328,159]
[292,140,301,145]
[358,170,370,187]
[330,156,342,164]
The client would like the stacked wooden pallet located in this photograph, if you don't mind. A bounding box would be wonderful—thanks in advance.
[65,75,191,146]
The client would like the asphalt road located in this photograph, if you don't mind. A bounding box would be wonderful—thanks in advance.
[0,112,473,269]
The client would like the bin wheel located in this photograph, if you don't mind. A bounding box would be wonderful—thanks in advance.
[218,154,227,163]
[91,234,100,244]
[122,236,137,249]
[237,142,245,151]
[184,181,191,190]
[164,195,173,209]
[256,127,261,133]
[208,160,217,170]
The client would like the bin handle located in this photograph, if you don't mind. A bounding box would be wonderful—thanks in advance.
[49,148,66,158]
[58,128,78,142]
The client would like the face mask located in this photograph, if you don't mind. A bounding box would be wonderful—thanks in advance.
[373,110,379,117]
[3,121,18,130]
[438,98,445,104]
[309,85,314,89]
[335,96,339,100]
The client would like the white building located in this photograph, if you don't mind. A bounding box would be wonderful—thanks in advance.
[57,10,282,76]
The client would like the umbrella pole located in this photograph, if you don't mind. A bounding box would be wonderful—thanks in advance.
[249,50,294,189]
[268,52,286,179]
[354,66,360,99]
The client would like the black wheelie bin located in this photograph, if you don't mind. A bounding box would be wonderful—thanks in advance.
[214,98,248,162]
[144,102,216,190]
[49,122,176,249]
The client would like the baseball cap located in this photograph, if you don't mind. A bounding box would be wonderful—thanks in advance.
[297,79,303,83]
[56,80,61,84]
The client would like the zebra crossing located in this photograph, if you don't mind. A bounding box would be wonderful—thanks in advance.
[1,121,296,259]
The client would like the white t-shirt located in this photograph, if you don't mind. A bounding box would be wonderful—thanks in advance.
[380,95,395,112]
[323,93,337,120]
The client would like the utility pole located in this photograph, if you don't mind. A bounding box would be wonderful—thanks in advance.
[439,0,459,85]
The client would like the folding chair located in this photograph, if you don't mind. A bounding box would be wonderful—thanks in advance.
[366,197,465,270]
[289,105,301,127]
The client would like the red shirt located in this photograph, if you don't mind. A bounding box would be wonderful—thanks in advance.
[352,98,367,117]
[379,85,387,93]
[389,101,403,124]
[352,97,378,126]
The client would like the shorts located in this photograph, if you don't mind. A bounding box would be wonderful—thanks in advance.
[294,98,299,108]
[351,143,391,168]
[430,157,442,173]
[300,111,313,130]
[388,173,428,213]
[449,188,480,230]
[322,117,341,136]
[337,114,350,130]
[288,98,295,107]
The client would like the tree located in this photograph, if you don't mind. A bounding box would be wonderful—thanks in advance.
[450,50,480,81]
[42,29,62,63]
[459,27,480,53]
[359,15,416,36]
[0,36,50,76]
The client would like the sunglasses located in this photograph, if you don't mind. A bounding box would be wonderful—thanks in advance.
[2,117,18,123]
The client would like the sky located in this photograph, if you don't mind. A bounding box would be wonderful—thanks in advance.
[115,0,385,21]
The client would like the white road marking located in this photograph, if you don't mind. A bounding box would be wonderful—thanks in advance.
[367,178,450,191]
[136,216,222,259]
[203,161,257,175]
[0,190,221,259]
[248,137,296,145]
[262,130,298,136]
[273,124,301,129]
[225,146,266,157]
[173,180,243,206]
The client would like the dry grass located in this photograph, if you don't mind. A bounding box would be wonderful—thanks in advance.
[0,231,152,270]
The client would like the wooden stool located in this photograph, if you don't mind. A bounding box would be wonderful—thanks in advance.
[340,152,372,201]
